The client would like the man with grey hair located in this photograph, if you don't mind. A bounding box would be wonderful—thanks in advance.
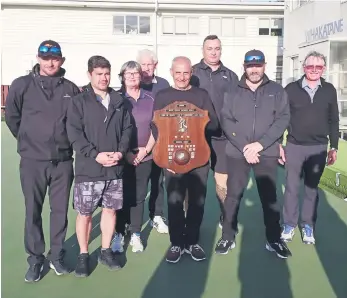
[137,49,170,234]
[281,51,339,245]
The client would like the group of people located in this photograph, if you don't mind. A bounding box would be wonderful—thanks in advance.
[5,34,339,282]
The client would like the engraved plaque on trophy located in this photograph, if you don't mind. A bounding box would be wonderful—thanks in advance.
[152,101,211,174]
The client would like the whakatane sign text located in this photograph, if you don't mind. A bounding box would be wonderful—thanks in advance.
[305,18,344,43]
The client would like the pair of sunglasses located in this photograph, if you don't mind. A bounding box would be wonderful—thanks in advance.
[245,55,265,63]
[304,65,324,71]
[38,45,61,54]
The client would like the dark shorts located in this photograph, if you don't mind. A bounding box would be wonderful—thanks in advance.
[210,139,228,174]
[73,179,123,216]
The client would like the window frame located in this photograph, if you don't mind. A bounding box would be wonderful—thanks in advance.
[208,16,247,37]
[161,16,200,36]
[258,17,283,37]
[113,15,151,35]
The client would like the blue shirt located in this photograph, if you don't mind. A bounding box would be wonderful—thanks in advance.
[302,77,321,102]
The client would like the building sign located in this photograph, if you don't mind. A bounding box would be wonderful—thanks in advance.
[305,19,344,43]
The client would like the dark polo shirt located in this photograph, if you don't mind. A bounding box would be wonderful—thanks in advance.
[122,88,154,162]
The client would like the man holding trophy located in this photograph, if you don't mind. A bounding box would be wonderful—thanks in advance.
[151,56,220,264]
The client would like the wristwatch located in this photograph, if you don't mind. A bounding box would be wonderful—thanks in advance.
[330,148,338,152]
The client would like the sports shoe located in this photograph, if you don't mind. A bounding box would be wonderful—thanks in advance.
[151,216,169,234]
[130,233,144,253]
[166,245,184,263]
[185,244,206,261]
[281,225,295,242]
[24,263,44,282]
[98,248,121,271]
[75,253,89,278]
[266,240,292,259]
[111,233,124,253]
[49,258,71,275]
[302,224,315,244]
[215,238,236,255]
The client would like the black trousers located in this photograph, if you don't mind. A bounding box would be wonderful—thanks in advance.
[148,161,165,219]
[116,160,152,235]
[222,157,281,243]
[19,158,74,266]
[164,164,210,247]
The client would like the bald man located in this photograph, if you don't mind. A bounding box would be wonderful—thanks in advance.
[151,57,220,263]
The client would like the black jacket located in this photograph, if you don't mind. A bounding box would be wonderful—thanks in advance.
[151,86,220,143]
[5,64,80,161]
[191,59,239,140]
[66,84,133,183]
[285,76,340,149]
[221,74,290,159]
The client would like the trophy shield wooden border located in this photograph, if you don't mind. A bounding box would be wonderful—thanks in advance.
[152,101,211,174]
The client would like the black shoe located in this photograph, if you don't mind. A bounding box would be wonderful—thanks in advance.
[166,245,184,263]
[24,263,44,282]
[185,244,206,261]
[266,240,292,259]
[75,253,89,278]
[215,238,236,255]
[98,248,121,271]
[49,258,71,275]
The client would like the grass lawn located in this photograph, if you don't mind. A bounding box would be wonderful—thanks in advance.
[1,123,347,298]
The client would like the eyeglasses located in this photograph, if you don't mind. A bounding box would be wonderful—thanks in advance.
[304,65,324,71]
[38,45,61,54]
[124,72,141,78]
[245,55,264,63]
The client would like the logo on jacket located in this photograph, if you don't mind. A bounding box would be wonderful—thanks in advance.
[63,94,71,98]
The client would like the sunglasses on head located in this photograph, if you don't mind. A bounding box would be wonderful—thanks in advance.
[304,65,324,71]
[245,55,264,63]
[39,45,61,54]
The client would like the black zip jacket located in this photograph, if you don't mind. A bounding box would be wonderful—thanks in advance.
[5,64,80,161]
[66,84,133,183]
[151,86,220,142]
[221,74,290,159]
[285,76,340,149]
[191,59,239,140]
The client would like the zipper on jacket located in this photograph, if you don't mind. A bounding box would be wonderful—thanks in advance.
[252,97,257,142]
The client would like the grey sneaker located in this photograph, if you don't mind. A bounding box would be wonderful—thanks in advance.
[49,258,71,275]
[24,263,44,282]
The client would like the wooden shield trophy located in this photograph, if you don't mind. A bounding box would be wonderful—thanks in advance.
[152,101,211,174]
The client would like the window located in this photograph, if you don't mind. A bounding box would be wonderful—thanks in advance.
[113,15,150,34]
[258,18,283,36]
[209,17,246,37]
[162,16,199,35]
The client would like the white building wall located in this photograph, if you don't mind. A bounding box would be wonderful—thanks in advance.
[283,0,347,84]
[1,2,284,88]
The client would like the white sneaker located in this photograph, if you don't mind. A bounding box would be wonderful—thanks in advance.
[130,233,144,253]
[151,216,169,234]
[281,225,295,242]
[111,233,124,253]
[302,225,315,244]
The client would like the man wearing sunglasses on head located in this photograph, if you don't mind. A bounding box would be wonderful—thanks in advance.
[281,51,339,245]
[5,40,80,282]
[215,49,292,259]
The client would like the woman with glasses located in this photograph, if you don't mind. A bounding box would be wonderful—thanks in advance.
[112,61,156,253]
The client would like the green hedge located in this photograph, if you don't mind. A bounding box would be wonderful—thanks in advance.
[320,166,347,199]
